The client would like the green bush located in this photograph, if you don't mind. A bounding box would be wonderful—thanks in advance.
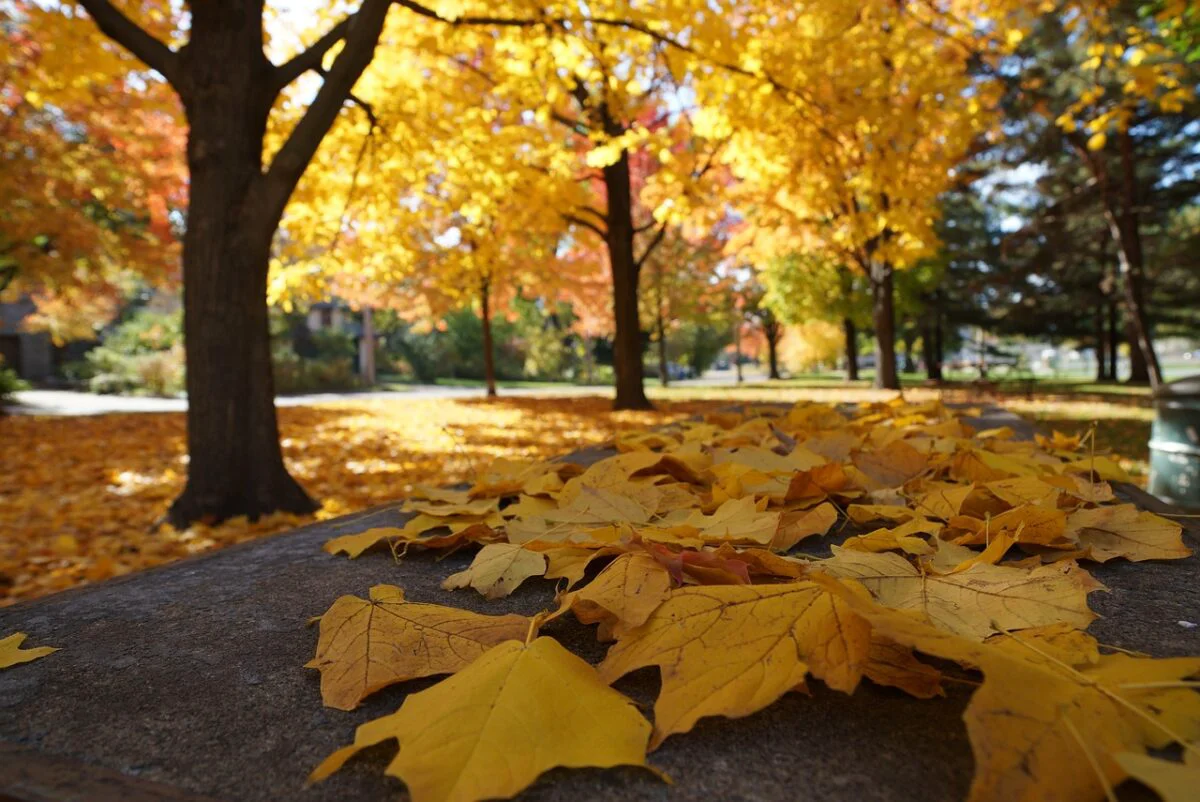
[272,344,361,394]
[0,359,28,408]
[68,310,187,396]
[441,308,524,380]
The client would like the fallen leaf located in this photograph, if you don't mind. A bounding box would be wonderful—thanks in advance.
[1115,753,1200,802]
[773,502,839,550]
[852,439,928,488]
[443,543,547,599]
[599,582,870,745]
[1065,505,1191,562]
[311,637,653,802]
[564,552,672,639]
[307,585,529,710]
[819,547,1101,640]
[0,632,57,669]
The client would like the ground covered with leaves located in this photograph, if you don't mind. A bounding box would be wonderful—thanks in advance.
[0,397,727,605]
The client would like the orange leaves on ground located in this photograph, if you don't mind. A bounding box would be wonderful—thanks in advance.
[0,632,58,669]
[307,585,529,710]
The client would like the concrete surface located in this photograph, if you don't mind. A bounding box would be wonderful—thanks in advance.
[1,412,1196,801]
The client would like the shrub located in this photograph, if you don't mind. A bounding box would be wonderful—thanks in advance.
[0,359,28,409]
[64,309,187,396]
[272,344,361,394]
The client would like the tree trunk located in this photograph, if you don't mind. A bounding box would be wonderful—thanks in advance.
[480,278,497,398]
[843,317,859,381]
[922,322,943,381]
[870,260,899,390]
[1094,304,1108,382]
[603,147,650,410]
[901,328,917,374]
[359,304,376,386]
[1107,302,1119,380]
[765,320,781,380]
[656,271,669,387]
[167,32,315,526]
[734,319,743,383]
[1126,318,1150,384]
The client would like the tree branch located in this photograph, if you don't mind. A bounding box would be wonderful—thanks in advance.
[76,0,180,85]
[256,0,392,228]
[635,221,669,269]
[563,213,607,240]
[272,15,354,91]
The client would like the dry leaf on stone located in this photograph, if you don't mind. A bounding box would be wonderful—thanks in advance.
[599,582,870,745]
[311,637,653,802]
[773,502,839,550]
[1065,505,1191,562]
[443,543,547,599]
[852,439,928,488]
[307,585,530,710]
[0,632,57,669]
[818,547,1101,640]
[564,552,672,639]
[1115,753,1200,802]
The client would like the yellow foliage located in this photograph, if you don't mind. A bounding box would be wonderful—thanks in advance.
[779,321,846,373]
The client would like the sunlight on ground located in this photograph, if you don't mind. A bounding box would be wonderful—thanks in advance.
[0,389,1152,605]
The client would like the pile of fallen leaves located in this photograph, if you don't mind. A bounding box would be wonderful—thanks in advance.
[303,399,1197,802]
[0,397,725,605]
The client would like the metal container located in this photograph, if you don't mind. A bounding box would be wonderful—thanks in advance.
[1148,374,1200,508]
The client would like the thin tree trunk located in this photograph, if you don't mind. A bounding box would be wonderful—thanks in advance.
[923,322,943,381]
[1108,301,1119,380]
[603,147,650,410]
[1094,304,1107,382]
[902,328,917,374]
[359,304,376,386]
[870,260,899,390]
[656,270,668,387]
[1126,318,1150,384]
[480,278,497,398]
[844,317,859,381]
[734,319,743,383]
[765,321,781,380]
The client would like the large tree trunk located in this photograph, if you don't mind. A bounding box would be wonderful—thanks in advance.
[870,261,899,390]
[167,23,314,526]
[480,278,497,398]
[843,317,859,381]
[603,149,650,410]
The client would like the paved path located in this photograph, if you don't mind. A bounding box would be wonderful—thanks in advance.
[7,369,774,416]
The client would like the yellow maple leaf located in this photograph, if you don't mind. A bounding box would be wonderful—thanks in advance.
[852,439,929,488]
[599,582,870,745]
[773,502,839,550]
[819,547,1101,640]
[306,585,529,710]
[1115,753,1200,802]
[1065,505,1191,562]
[0,632,58,669]
[563,552,672,639]
[442,543,547,599]
[311,637,653,801]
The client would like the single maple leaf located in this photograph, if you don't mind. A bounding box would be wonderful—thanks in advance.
[852,439,928,488]
[598,582,871,746]
[311,637,653,802]
[403,498,501,517]
[984,477,1062,510]
[846,503,918,526]
[772,502,839,550]
[785,462,859,502]
[306,585,529,710]
[564,552,672,639]
[678,496,781,545]
[443,543,547,599]
[0,632,57,669]
[841,518,941,555]
[910,483,977,521]
[864,635,944,699]
[1065,505,1191,562]
[818,547,1101,640]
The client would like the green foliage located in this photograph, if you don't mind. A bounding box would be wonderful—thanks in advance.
[0,359,28,408]
[69,309,186,396]
[761,255,870,328]
[669,322,731,374]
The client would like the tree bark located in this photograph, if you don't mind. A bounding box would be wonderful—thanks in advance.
[603,147,651,410]
[480,278,497,398]
[901,328,917,374]
[734,318,743,383]
[359,304,376,385]
[656,269,668,387]
[843,317,859,381]
[870,260,899,390]
[1094,304,1108,382]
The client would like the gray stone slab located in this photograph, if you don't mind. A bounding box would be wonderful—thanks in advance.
[1,410,1198,802]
